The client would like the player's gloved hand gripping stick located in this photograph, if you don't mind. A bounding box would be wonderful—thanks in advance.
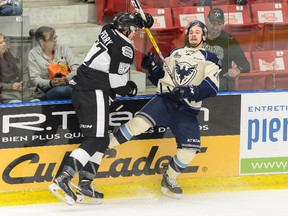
[130,0,178,87]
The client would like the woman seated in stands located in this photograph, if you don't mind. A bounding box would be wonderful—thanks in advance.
[28,26,79,100]
[0,33,39,103]
[0,0,22,16]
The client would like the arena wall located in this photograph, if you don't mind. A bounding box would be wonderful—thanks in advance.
[0,91,287,205]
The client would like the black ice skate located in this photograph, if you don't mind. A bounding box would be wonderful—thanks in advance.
[161,171,182,199]
[75,179,104,204]
[48,172,77,205]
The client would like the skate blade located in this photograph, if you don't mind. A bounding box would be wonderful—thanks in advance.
[160,187,182,200]
[69,182,103,205]
[48,183,75,206]
[76,195,102,205]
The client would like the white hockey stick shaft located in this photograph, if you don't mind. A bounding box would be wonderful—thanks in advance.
[130,0,177,86]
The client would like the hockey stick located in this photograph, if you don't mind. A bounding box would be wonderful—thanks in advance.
[130,0,177,86]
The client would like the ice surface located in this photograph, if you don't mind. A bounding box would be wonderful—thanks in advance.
[0,189,287,216]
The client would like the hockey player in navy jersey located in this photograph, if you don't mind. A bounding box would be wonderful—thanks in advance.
[108,20,221,199]
[48,11,154,205]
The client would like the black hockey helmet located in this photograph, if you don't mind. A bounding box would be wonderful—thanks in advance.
[112,12,138,33]
[185,20,208,37]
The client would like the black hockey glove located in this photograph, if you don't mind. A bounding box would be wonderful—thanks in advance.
[233,0,248,5]
[171,85,199,101]
[127,80,138,97]
[134,12,154,29]
[141,52,161,72]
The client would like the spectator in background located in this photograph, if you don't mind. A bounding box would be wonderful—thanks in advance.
[28,26,79,100]
[0,0,22,16]
[0,33,39,103]
[203,8,250,91]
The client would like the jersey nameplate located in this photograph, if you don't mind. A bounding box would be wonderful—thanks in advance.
[100,30,113,46]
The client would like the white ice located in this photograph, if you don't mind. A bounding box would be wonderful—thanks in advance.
[0,189,287,216]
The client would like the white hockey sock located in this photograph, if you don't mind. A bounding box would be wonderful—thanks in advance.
[166,165,180,179]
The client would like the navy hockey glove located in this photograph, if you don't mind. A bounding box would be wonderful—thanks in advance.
[134,12,154,29]
[141,52,161,72]
[141,52,164,86]
[127,80,138,97]
[171,85,199,101]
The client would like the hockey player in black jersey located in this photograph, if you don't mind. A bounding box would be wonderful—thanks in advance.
[108,21,221,199]
[48,11,154,205]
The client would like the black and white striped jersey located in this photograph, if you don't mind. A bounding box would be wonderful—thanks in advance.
[69,24,134,98]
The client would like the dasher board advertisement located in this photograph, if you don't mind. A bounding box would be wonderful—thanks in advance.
[0,94,240,191]
[240,92,288,175]
[0,95,240,148]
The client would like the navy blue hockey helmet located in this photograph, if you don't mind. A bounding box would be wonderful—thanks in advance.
[112,12,138,33]
[185,20,208,37]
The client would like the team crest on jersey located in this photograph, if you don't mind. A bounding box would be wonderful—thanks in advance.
[122,46,133,59]
[173,51,182,58]
[118,62,130,74]
[175,61,198,85]
[186,50,196,56]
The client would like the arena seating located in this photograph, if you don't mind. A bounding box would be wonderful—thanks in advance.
[216,4,262,52]
[235,50,288,90]
[234,72,267,90]
[235,70,288,90]
[97,0,288,91]
[250,2,288,50]
[133,8,182,71]
[250,2,288,23]
[252,0,286,3]
[172,0,201,7]
[172,6,211,26]
[212,0,235,5]
[139,0,175,8]
[252,50,288,73]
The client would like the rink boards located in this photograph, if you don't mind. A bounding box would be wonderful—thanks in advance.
[0,91,288,205]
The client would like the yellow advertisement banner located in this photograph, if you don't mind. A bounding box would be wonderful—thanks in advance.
[0,135,239,191]
[97,136,240,183]
[0,145,78,190]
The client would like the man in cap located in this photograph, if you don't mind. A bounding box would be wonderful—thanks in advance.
[204,8,250,91]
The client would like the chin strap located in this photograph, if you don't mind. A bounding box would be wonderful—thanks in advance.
[125,30,131,37]
[190,36,205,48]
